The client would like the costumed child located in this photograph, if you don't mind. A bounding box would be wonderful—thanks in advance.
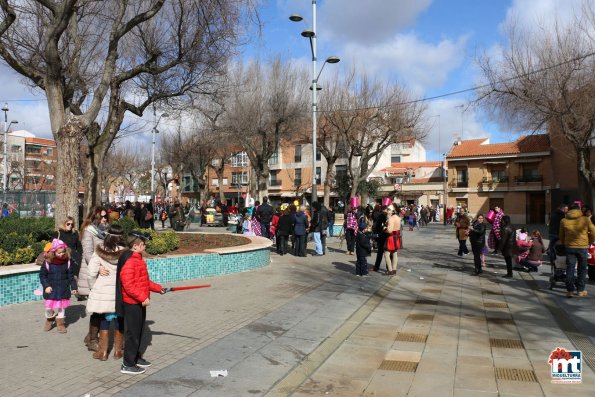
[39,239,77,333]
[243,214,254,236]
[115,232,164,375]
[355,221,372,276]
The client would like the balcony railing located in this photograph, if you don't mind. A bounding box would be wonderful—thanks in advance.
[481,176,509,184]
[456,181,468,188]
[269,180,281,187]
[515,175,543,183]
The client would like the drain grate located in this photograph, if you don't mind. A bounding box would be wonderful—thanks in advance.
[490,338,524,349]
[495,368,537,382]
[416,299,438,305]
[482,290,503,295]
[487,317,515,325]
[408,314,434,321]
[421,288,442,293]
[379,360,418,372]
[395,333,428,343]
[484,302,509,308]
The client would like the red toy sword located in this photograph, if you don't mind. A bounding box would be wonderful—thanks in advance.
[163,284,211,293]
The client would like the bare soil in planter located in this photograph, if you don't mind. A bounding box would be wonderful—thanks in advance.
[167,233,251,255]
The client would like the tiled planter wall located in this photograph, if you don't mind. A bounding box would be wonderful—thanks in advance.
[0,248,270,307]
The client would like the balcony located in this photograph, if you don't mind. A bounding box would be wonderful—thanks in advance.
[269,180,282,190]
[456,181,468,188]
[515,175,542,183]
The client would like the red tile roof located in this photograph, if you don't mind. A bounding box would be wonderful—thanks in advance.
[446,135,549,159]
[25,137,56,146]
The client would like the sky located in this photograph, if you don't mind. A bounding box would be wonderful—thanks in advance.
[0,0,592,160]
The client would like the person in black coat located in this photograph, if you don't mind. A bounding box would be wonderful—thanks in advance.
[498,215,515,278]
[468,214,487,275]
[53,216,83,277]
[276,208,294,255]
[355,221,372,276]
[293,207,309,257]
[256,196,274,239]
[373,206,388,272]
[327,207,336,237]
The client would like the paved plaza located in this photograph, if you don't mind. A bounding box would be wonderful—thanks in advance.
[1,224,595,396]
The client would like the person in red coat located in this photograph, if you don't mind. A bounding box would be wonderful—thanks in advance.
[117,233,164,375]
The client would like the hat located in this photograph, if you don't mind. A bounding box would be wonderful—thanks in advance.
[49,239,68,252]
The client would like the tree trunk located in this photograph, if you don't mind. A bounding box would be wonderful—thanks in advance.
[256,163,269,201]
[54,123,84,229]
[217,171,225,204]
[577,147,593,208]
[84,145,104,212]
[323,158,336,208]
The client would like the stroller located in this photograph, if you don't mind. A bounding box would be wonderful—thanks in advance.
[549,245,567,290]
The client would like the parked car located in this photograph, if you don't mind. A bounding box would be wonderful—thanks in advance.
[204,207,224,226]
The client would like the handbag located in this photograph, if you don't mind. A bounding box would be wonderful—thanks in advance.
[485,210,495,223]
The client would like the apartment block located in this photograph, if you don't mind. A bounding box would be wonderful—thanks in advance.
[445,135,551,224]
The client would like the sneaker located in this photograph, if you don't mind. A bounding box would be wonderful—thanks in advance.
[136,358,152,368]
[578,291,588,297]
[121,365,146,375]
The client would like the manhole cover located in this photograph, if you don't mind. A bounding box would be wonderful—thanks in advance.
[484,302,509,308]
[490,338,524,349]
[395,333,428,343]
[421,289,442,293]
[379,360,418,372]
[482,290,503,295]
[495,368,537,382]
[416,299,438,305]
[487,318,515,325]
[408,314,434,321]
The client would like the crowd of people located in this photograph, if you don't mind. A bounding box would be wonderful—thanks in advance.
[39,205,164,375]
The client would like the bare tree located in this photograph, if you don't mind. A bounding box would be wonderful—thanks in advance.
[0,0,253,226]
[476,11,595,204]
[225,58,308,201]
[323,72,426,199]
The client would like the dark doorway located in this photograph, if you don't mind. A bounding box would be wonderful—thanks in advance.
[527,192,546,223]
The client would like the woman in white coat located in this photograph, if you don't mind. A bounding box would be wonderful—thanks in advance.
[80,206,108,351]
[86,224,127,360]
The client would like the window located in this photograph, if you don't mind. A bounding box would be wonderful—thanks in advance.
[391,155,401,163]
[316,148,321,161]
[26,145,42,154]
[211,159,220,167]
[46,148,53,156]
[183,176,192,192]
[491,169,507,182]
[11,145,20,153]
[211,179,219,186]
[270,170,280,186]
[336,141,348,158]
[456,168,468,187]
[231,171,248,186]
[315,167,321,185]
[230,152,248,167]
[294,145,302,162]
[294,168,302,186]
[335,164,347,178]
[269,149,279,165]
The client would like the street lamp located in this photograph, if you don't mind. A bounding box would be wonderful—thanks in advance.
[442,153,448,225]
[151,111,169,204]
[455,104,467,140]
[2,103,18,192]
[290,4,340,205]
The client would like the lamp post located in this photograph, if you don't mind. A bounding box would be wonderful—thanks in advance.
[2,103,18,192]
[151,110,169,204]
[290,4,340,204]
[442,153,448,225]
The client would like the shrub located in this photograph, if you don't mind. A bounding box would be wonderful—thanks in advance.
[113,218,139,239]
[0,216,54,242]
[0,249,12,266]
[145,230,180,255]
[31,240,49,257]
[13,247,36,264]
[0,232,34,254]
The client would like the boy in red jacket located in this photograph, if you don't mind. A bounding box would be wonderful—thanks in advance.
[117,233,164,375]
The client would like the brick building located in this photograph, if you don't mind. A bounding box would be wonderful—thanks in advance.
[445,135,551,224]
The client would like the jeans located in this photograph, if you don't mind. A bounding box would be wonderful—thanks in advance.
[294,235,306,257]
[565,247,588,292]
[313,232,323,255]
[328,222,334,237]
[547,234,559,257]
[457,239,469,256]
[277,235,288,255]
[260,221,270,239]
[346,229,356,253]
[471,244,483,273]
